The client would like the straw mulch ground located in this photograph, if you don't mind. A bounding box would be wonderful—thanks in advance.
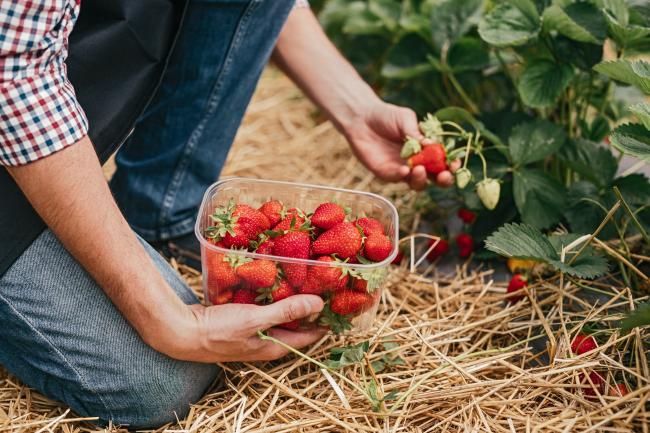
[2,68,649,432]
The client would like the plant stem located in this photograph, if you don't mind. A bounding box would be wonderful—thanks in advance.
[447,71,480,114]
[477,151,488,179]
[613,186,650,245]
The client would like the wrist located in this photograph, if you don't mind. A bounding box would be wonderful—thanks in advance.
[329,83,381,135]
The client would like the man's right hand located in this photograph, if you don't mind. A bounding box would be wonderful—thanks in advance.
[164,295,326,363]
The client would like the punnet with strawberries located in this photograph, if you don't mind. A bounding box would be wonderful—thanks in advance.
[195,178,398,333]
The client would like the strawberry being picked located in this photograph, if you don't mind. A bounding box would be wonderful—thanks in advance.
[205,200,270,248]
[312,222,362,259]
[401,137,448,176]
[311,202,347,230]
[506,274,527,303]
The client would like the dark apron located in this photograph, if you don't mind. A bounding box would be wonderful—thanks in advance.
[0,0,186,276]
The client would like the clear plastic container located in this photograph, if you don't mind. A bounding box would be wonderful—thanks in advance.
[194,177,399,332]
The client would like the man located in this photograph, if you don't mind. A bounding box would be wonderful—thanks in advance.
[0,0,428,428]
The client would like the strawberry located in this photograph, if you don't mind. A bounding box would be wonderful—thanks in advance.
[609,383,629,397]
[208,287,233,305]
[281,263,308,288]
[351,277,368,293]
[355,217,384,236]
[407,143,447,175]
[259,200,283,227]
[232,289,259,304]
[427,238,449,261]
[449,158,462,173]
[273,208,307,232]
[258,278,296,303]
[579,371,605,398]
[363,233,392,262]
[330,290,374,315]
[254,237,274,255]
[272,231,311,259]
[313,222,362,259]
[476,178,500,210]
[456,233,474,258]
[277,320,301,331]
[571,333,597,355]
[457,208,477,224]
[312,202,346,230]
[234,204,270,232]
[455,168,472,189]
[506,274,527,303]
[235,259,277,288]
[391,249,404,265]
[435,170,454,187]
[206,252,241,290]
[299,256,348,295]
[205,200,268,249]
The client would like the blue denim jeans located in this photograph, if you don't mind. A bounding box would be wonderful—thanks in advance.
[0,0,294,428]
[110,0,295,241]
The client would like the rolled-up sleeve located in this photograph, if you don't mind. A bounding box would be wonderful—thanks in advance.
[0,1,88,166]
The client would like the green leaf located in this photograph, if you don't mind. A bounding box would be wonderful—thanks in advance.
[342,7,387,35]
[543,2,607,44]
[434,106,505,147]
[484,222,557,260]
[517,58,575,108]
[447,37,491,72]
[609,123,650,162]
[478,1,541,47]
[429,0,484,50]
[564,181,607,234]
[630,102,650,130]
[605,11,650,47]
[594,59,650,94]
[368,0,401,29]
[558,139,617,187]
[547,233,610,279]
[327,341,369,368]
[381,33,434,79]
[508,119,566,166]
[513,169,566,229]
[613,174,650,207]
[621,301,650,332]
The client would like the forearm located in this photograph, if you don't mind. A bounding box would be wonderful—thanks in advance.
[272,8,379,134]
[6,139,194,354]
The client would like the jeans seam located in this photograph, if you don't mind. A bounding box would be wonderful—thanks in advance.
[156,0,263,236]
[0,290,114,420]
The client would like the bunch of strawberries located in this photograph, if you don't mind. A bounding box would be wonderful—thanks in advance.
[202,199,393,333]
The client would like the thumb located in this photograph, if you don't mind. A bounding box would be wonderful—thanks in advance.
[252,295,324,330]
[395,106,421,139]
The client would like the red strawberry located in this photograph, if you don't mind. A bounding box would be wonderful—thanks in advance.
[232,289,259,304]
[363,233,392,262]
[312,202,346,230]
[456,233,474,258]
[235,259,277,288]
[270,279,296,302]
[571,333,597,355]
[312,222,362,259]
[272,231,311,259]
[234,204,270,232]
[273,208,306,232]
[355,217,384,236]
[330,290,374,315]
[259,200,283,227]
[392,249,404,265]
[208,287,233,305]
[609,383,629,397]
[427,238,449,261]
[205,201,268,249]
[277,320,301,330]
[206,252,241,290]
[281,263,308,288]
[506,274,528,303]
[407,143,447,175]
[351,277,368,293]
[299,256,348,295]
[221,225,255,249]
[579,371,605,398]
[254,237,274,255]
[457,208,477,224]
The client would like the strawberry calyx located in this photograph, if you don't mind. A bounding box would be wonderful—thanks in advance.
[205,198,239,240]
[400,136,422,159]
[319,304,353,335]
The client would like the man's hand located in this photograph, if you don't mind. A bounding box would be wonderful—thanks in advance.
[168,295,326,363]
[343,100,428,190]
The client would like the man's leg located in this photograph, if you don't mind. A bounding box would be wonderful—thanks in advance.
[0,230,219,428]
[109,0,295,242]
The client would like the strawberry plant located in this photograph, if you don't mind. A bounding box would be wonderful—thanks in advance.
[319,0,650,328]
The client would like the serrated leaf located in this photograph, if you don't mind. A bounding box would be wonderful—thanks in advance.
[508,119,566,166]
[621,301,650,332]
[429,0,484,51]
[513,169,566,229]
[609,123,650,162]
[594,59,650,94]
[613,173,650,206]
[558,139,617,187]
[605,11,650,47]
[484,222,557,260]
[629,102,650,130]
[564,181,606,234]
[517,58,574,108]
[548,255,609,278]
[381,33,434,79]
[447,37,491,72]
[543,2,607,44]
[478,1,541,47]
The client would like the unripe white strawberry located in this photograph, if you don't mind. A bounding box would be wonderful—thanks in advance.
[476,178,500,210]
[455,168,472,189]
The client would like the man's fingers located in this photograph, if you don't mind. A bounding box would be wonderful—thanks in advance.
[407,165,428,190]
[249,327,327,361]
[395,106,422,139]
[251,295,324,330]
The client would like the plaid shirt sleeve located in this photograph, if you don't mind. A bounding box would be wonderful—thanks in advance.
[0,0,88,166]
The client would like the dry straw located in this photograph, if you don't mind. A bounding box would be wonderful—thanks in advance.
[3,69,648,432]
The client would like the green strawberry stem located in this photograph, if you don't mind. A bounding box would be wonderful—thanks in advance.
[440,121,467,134]
[463,132,473,168]
[257,330,378,407]
[477,151,488,180]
